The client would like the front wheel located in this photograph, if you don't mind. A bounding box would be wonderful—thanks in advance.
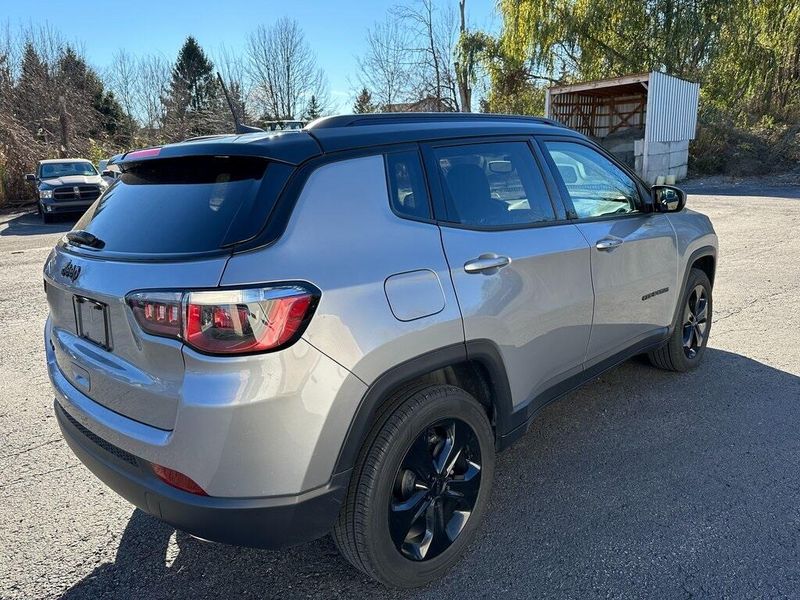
[648,267,713,371]
[333,384,495,587]
[40,203,53,224]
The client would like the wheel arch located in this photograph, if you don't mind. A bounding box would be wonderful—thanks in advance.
[332,341,514,476]
[671,245,717,332]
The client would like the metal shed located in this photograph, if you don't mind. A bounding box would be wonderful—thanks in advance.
[545,72,700,184]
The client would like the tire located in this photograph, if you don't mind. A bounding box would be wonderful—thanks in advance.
[648,267,713,372]
[40,204,53,224]
[333,384,495,588]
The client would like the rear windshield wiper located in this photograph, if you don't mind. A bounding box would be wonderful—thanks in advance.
[66,230,106,249]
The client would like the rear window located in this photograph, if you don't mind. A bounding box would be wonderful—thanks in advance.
[72,156,290,256]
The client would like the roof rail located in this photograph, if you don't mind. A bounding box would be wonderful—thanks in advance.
[306,112,565,129]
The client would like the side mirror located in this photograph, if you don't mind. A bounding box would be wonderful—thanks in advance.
[652,185,686,213]
[24,173,36,182]
[101,170,115,178]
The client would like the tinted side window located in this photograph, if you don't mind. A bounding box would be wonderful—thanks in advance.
[433,142,555,227]
[544,141,640,218]
[385,151,431,220]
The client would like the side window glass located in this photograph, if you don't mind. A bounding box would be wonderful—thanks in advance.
[544,141,640,219]
[385,151,431,220]
[433,142,555,227]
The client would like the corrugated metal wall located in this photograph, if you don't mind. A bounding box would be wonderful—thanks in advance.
[645,71,700,142]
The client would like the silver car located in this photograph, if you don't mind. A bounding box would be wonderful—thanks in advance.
[44,114,717,587]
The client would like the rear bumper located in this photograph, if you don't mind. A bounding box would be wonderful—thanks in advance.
[55,400,349,548]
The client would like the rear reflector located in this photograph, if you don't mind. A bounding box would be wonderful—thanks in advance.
[126,285,318,355]
[151,464,207,496]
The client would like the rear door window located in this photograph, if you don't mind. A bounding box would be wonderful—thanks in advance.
[71,156,291,256]
[431,141,556,227]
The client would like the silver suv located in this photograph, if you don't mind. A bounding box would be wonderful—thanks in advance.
[44,114,717,587]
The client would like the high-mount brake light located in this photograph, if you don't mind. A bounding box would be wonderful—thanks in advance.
[126,285,317,355]
[125,147,161,161]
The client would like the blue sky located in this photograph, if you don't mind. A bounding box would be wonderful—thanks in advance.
[4,0,500,113]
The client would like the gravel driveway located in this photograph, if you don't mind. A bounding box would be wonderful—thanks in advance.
[1,182,799,599]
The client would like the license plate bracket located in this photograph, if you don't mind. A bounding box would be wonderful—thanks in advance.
[73,296,111,350]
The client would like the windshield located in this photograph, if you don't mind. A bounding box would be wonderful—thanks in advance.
[40,162,98,178]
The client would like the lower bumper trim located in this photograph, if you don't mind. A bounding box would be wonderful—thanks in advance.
[55,400,349,549]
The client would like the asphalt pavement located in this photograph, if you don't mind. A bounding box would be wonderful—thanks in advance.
[1,182,799,599]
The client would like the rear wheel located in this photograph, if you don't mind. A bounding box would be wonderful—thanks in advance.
[333,384,494,587]
[648,268,712,371]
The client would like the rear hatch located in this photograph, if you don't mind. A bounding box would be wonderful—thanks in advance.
[45,154,292,430]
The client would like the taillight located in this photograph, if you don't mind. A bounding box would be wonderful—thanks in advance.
[126,285,318,355]
[127,291,183,338]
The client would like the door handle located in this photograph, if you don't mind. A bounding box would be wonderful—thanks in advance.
[464,254,511,274]
[595,238,623,251]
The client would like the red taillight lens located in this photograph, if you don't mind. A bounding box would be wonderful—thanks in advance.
[151,463,207,495]
[126,285,317,355]
[127,291,183,338]
[185,288,313,354]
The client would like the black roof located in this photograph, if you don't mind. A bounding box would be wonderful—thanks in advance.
[119,113,580,167]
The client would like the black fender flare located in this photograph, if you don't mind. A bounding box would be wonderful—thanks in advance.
[669,245,717,333]
[332,340,514,476]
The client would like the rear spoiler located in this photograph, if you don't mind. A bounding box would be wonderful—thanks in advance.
[112,132,321,168]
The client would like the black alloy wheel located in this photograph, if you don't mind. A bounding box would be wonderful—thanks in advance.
[682,284,709,359]
[389,418,482,561]
[647,267,713,372]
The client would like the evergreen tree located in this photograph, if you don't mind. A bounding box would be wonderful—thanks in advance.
[55,46,128,142]
[164,36,221,137]
[353,88,376,113]
[15,43,49,130]
[304,95,323,121]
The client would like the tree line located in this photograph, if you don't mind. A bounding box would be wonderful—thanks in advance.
[1,0,798,204]
[0,19,329,204]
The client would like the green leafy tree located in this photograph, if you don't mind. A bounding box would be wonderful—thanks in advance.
[353,88,376,113]
[479,0,800,120]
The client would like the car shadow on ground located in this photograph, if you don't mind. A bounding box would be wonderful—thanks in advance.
[57,348,800,599]
[0,210,76,236]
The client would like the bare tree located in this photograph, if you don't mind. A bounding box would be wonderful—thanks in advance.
[358,1,460,112]
[106,49,137,121]
[134,54,170,143]
[455,0,472,112]
[396,0,460,110]
[358,17,411,110]
[246,18,327,120]
[215,43,252,123]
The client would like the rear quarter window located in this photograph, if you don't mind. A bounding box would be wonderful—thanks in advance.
[385,150,431,220]
[71,156,291,256]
